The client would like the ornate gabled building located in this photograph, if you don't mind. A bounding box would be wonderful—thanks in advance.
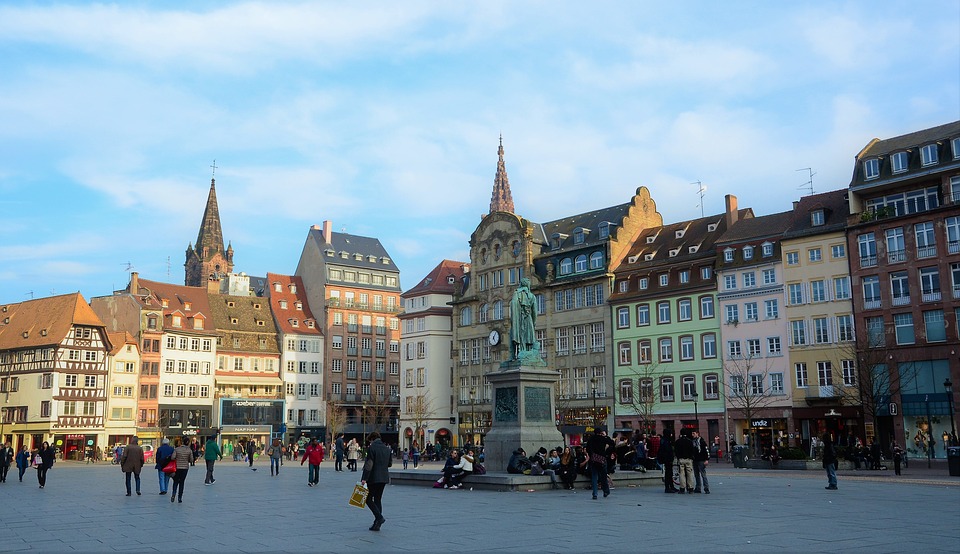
[0,293,112,457]
[185,178,234,291]
[452,139,663,446]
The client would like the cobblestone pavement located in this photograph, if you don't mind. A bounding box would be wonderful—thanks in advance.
[0,459,957,553]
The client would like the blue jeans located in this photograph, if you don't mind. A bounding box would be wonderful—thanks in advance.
[125,472,141,494]
[271,458,281,474]
[590,463,609,498]
[694,461,709,491]
[158,469,170,493]
[826,462,837,487]
[308,464,320,485]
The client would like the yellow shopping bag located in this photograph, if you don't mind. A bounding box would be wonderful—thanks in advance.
[348,483,368,508]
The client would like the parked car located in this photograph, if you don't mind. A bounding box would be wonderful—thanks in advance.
[143,444,155,462]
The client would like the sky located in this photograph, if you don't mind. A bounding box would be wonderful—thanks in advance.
[1,1,958,305]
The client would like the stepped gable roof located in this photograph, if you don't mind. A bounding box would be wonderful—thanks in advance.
[208,292,280,354]
[107,331,138,356]
[0,292,105,350]
[783,189,849,239]
[307,227,399,274]
[402,260,469,298]
[266,273,321,336]
[717,210,794,244]
[617,209,752,269]
[534,201,633,252]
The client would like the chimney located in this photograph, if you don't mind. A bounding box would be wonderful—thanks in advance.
[793,201,800,210]
[130,272,139,294]
[725,194,739,228]
[322,220,333,244]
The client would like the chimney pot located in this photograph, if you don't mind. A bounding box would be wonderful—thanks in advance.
[725,194,739,228]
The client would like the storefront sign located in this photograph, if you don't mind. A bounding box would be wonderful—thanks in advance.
[825,409,841,417]
[751,420,769,428]
[221,425,272,435]
[232,401,274,407]
[889,402,899,416]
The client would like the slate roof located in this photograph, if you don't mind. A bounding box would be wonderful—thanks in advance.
[306,227,400,273]
[783,188,849,239]
[207,293,281,354]
[851,121,960,186]
[718,210,795,244]
[266,273,322,336]
[616,209,753,270]
[534,202,633,253]
[402,260,469,298]
[0,293,106,350]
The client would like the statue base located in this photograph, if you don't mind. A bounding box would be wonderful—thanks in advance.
[482,363,564,473]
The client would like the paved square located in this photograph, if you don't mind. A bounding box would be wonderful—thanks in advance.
[0,460,957,552]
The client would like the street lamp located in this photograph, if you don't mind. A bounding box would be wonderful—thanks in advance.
[469,387,476,447]
[945,378,956,447]
[362,403,367,445]
[590,376,598,429]
[692,389,699,433]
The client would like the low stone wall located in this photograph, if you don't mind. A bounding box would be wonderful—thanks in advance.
[740,459,855,471]
[390,468,663,491]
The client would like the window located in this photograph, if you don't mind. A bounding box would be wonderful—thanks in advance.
[459,307,472,326]
[589,252,603,269]
[724,275,737,290]
[814,318,830,344]
[919,266,941,301]
[842,360,856,387]
[920,143,938,166]
[743,272,756,288]
[617,307,630,328]
[659,274,669,287]
[747,339,761,358]
[890,271,910,304]
[916,222,936,258]
[858,233,877,267]
[743,246,754,260]
[704,374,719,400]
[837,315,854,342]
[639,278,648,290]
[770,373,784,395]
[866,316,886,347]
[678,299,692,321]
[891,151,908,173]
[749,374,764,395]
[727,340,742,359]
[618,342,631,365]
[894,313,915,344]
[924,310,946,342]
[862,275,881,306]
[701,334,716,358]
[636,304,650,326]
[575,255,587,272]
[681,375,697,400]
[811,280,827,302]
[679,270,690,284]
[767,336,781,356]
[831,244,846,259]
[808,248,822,262]
[788,283,804,305]
[700,296,714,319]
[725,304,739,324]
[762,243,773,257]
[886,228,906,263]
[744,302,758,322]
[758,269,774,285]
[729,376,744,396]
[863,158,879,179]
[84,375,97,387]
[795,363,808,388]
[791,320,807,345]
[701,266,712,280]
[785,252,798,266]
[638,339,652,363]
[559,258,572,275]
[619,379,633,404]
[811,210,824,226]
[724,249,734,262]
[657,302,671,324]
[659,338,673,362]
[680,336,694,361]
[660,377,674,401]
[833,277,851,300]
[817,362,833,387]
[764,299,779,319]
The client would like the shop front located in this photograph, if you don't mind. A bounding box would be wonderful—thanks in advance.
[54,434,99,461]
[289,426,326,449]
[793,405,861,456]
[730,417,789,457]
[221,424,273,457]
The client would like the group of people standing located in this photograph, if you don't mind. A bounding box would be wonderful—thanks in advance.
[0,441,56,488]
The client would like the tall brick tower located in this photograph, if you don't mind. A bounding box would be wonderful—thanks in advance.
[489,135,515,214]
[185,177,233,290]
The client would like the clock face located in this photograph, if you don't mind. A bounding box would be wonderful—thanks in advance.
[488,330,500,346]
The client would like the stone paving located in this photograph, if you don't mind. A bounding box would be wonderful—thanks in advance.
[0,458,957,553]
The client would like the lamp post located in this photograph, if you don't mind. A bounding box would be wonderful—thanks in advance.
[590,377,598,429]
[469,387,476,447]
[362,403,367,445]
[945,378,956,446]
[692,390,699,433]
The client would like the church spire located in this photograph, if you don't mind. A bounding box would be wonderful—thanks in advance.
[195,178,226,258]
[185,174,234,288]
[489,135,515,214]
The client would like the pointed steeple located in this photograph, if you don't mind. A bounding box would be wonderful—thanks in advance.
[195,178,226,259]
[489,135,515,214]
[185,176,234,287]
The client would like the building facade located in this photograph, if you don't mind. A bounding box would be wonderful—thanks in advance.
[104,331,141,449]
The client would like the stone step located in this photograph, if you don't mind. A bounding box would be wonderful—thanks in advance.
[389,468,663,491]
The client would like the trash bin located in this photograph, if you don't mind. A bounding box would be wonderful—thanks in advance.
[947,446,960,477]
[732,445,747,468]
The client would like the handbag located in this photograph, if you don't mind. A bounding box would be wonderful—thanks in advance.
[589,452,606,465]
[162,460,177,474]
[33,454,43,468]
[474,463,486,475]
[348,483,368,508]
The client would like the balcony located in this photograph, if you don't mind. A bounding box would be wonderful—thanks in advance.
[954,285,960,299]
[887,249,906,263]
[917,245,937,259]
[362,348,372,357]
[346,370,357,379]
[859,255,877,268]
[921,291,942,303]
[347,347,358,355]
[891,295,911,307]
[375,371,385,380]
[361,371,372,380]
[949,241,960,255]
[347,324,358,332]
[376,349,386,358]
[863,299,881,310]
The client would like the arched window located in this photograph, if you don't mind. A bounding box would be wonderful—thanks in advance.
[559,258,573,275]
[589,251,603,269]
[478,303,488,323]
[575,255,587,272]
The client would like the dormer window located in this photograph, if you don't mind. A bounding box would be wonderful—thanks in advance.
[639,277,648,290]
[290,319,299,328]
[227,301,235,308]
[256,320,265,327]
[368,255,377,262]
[573,229,587,245]
[306,320,315,328]
[598,222,611,239]
[707,223,718,232]
[340,251,348,259]
[230,317,238,325]
[646,236,656,244]
[551,233,567,250]
[644,253,655,261]
[324,249,335,257]
[279,300,288,309]
[743,246,754,260]
[172,315,182,328]
[675,229,685,239]
[559,258,573,275]
[274,283,282,292]
[863,158,880,179]
[761,242,774,257]
[688,245,699,254]
[295,302,303,311]
[920,143,938,166]
[193,317,204,330]
[354,254,363,261]
[253,303,261,310]
[289,284,297,294]
[161,298,169,308]
[448,275,456,284]
[810,210,825,227]
[669,248,680,257]
[381,257,390,265]
[184,302,192,312]
[723,248,734,262]
[952,137,960,160]
[891,151,908,173]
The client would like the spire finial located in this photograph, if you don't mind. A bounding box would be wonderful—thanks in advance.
[489,135,515,214]
[210,159,218,179]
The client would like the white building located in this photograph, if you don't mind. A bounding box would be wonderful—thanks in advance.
[104,331,141,447]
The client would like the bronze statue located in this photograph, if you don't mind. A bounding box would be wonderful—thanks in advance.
[509,277,539,360]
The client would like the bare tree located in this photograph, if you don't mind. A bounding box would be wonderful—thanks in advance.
[620,362,664,434]
[406,393,436,448]
[723,355,787,456]
[364,390,397,439]
[326,401,346,443]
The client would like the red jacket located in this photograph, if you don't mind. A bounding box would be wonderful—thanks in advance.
[301,443,325,465]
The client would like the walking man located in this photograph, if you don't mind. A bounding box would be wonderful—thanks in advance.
[300,437,325,486]
[203,434,222,485]
[361,432,392,531]
[822,432,838,490]
[268,439,284,476]
[692,430,710,494]
[246,440,257,470]
[120,437,145,496]
[335,434,345,472]
[674,429,695,494]
[586,428,614,500]
[0,441,13,483]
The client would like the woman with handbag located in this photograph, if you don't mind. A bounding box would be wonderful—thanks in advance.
[35,441,56,489]
[155,438,175,495]
[169,438,193,503]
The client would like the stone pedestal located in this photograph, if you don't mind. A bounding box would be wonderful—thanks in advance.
[482,362,564,472]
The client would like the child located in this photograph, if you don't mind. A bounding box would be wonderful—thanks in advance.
[402,448,409,469]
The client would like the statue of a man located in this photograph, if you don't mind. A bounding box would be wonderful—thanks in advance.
[509,277,538,357]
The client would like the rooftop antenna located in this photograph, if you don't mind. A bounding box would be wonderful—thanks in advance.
[25,291,33,299]
[796,168,815,196]
[166,256,171,279]
[122,261,135,274]
[692,181,707,217]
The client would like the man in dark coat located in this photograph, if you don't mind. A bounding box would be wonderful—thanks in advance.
[246,440,257,470]
[587,428,614,500]
[120,437,145,496]
[0,441,13,483]
[658,432,677,493]
[361,432,392,531]
[335,434,345,472]
[822,433,838,490]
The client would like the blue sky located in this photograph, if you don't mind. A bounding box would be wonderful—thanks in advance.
[1,1,958,305]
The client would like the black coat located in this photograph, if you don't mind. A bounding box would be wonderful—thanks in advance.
[657,438,674,464]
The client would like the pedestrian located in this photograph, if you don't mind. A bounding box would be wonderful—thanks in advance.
[401,448,409,470]
[586,428,614,500]
[268,438,284,477]
[360,432,392,531]
[15,445,30,482]
[658,432,677,494]
[892,443,904,476]
[246,440,257,470]
[673,429,696,494]
[300,437,325,486]
[335,434,344,472]
[189,438,200,467]
[411,442,420,469]
[691,430,710,494]
[120,437,145,496]
[155,438,174,495]
[204,434,223,485]
[0,441,12,483]
[35,441,55,489]
[170,438,193,503]
[347,438,359,471]
[822,432,838,490]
